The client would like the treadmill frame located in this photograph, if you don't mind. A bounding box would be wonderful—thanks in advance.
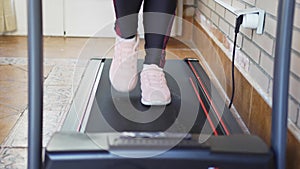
[27,0,296,168]
[44,58,273,169]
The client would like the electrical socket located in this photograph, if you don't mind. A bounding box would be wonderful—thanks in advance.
[235,8,266,34]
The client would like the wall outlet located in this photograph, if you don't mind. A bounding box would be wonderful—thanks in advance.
[235,8,266,34]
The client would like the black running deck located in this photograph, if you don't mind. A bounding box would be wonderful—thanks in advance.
[67,59,243,135]
[45,59,273,169]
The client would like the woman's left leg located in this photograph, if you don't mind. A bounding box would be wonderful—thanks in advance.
[140,0,178,105]
[143,0,178,68]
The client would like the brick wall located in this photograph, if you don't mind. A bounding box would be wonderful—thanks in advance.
[183,0,196,16]
[195,0,300,134]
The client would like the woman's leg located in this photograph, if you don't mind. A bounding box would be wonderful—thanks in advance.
[143,0,178,67]
[113,0,143,38]
[109,0,143,92]
[140,0,178,105]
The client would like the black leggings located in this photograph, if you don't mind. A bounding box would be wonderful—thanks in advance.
[113,0,178,67]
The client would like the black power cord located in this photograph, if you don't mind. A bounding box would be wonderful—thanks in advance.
[228,15,243,109]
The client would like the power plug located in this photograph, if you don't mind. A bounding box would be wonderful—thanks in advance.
[228,8,265,108]
[242,13,259,29]
[235,8,265,34]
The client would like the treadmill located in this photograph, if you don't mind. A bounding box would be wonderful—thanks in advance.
[27,0,295,168]
[43,58,273,169]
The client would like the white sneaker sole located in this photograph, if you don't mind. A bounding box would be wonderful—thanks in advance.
[141,98,171,106]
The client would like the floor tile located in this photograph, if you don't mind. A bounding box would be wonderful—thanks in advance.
[0,114,19,144]
[167,49,199,59]
[0,104,19,119]
[4,109,67,148]
[14,65,54,79]
[0,80,27,111]
[0,57,27,65]
[43,85,73,112]
[0,148,27,169]
[0,36,27,58]
[0,65,27,82]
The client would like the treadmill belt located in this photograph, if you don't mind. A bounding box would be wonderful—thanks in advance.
[45,59,273,169]
[84,59,243,135]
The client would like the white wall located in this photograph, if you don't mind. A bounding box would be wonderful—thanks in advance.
[8,0,64,36]
[43,0,64,36]
[64,0,115,37]
[10,0,114,36]
[9,0,182,37]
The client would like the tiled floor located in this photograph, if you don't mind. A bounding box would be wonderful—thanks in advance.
[0,36,198,168]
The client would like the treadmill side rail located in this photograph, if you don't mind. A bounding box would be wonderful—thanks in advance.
[44,132,273,169]
[61,59,105,132]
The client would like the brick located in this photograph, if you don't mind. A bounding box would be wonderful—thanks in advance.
[184,7,195,16]
[222,0,232,5]
[249,62,270,92]
[184,0,194,5]
[235,48,250,71]
[232,0,246,10]
[243,0,255,6]
[243,37,260,63]
[224,10,236,26]
[291,52,300,78]
[289,99,299,123]
[215,3,226,17]
[211,11,219,25]
[298,109,300,128]
[219,18,230,34]
[292,29,300,53]
[256,0,278,16]
[294,5,300,29]
[260,52,274,78]
[289,75,300,102]
[253,33,274,55]
[198,2,211,18]
[240,27,253,39]
[208,0,216,10]
[201,0,209,5]
[229,26,243,46]
[264,15,277,38]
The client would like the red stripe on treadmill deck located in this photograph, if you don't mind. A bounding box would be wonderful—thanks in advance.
[188,61,230,136]
[189,77,218,136]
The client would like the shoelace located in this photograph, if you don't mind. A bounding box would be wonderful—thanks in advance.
[114,36,140,62]
[114,38,139,70]
[145,70,165,88]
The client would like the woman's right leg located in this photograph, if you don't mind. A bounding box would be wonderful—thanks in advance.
[110,0,143,92]
[113,0,143,38]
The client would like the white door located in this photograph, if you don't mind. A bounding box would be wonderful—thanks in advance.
[43,0,64,36]
[63,0,183,37]
[64,0,115,37]
[10,0,181,37]
[10,0,64,36]
[10,0,113,36]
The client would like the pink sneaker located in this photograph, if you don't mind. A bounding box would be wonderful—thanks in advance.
[109,35,139,92]
[140,64,171,105]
